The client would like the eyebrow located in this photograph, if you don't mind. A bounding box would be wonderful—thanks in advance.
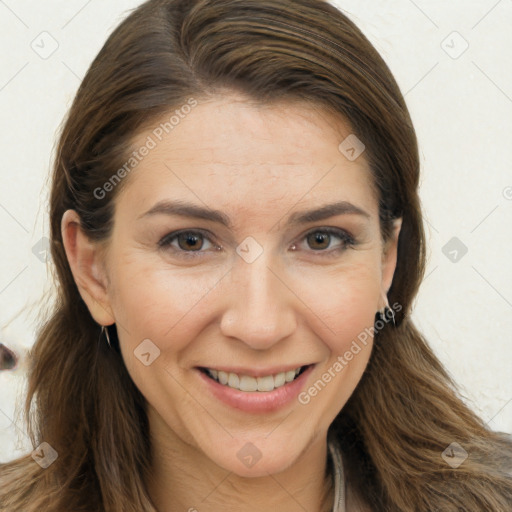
[138,199,371,228]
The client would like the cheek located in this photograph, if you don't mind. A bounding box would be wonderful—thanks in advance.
[107,255,226,350]
[294,262,381,420]
[289,259,382,348]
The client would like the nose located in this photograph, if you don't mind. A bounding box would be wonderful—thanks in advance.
[219,250,297,351]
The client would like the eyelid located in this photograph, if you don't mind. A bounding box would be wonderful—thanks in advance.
[158,228,217,253]
[158,226,357,258]
[293,226,356,252]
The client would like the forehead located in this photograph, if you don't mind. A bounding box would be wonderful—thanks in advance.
[117,94,379,222]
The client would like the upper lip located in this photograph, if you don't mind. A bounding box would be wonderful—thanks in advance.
[197,363,312,378]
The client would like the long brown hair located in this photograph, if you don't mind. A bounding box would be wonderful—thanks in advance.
[1,1,511,510]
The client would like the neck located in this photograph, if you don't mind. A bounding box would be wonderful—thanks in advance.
[145,408,335,512]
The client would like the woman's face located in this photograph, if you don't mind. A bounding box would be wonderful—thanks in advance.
[65,93,401,477]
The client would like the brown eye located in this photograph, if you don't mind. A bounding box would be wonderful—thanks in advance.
[306,231,331,250]
[158,229,219,259]
[293,227,356,256]
[176,232,204,251]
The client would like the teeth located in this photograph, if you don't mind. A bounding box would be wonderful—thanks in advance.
[285,370,296,382]
[228,373,239,388]
[239,375,258,392]
[257,375,274,392]
[274,372,286,387]
[205,366,304,392]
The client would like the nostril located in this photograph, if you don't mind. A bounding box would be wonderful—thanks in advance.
[0,343,18,371]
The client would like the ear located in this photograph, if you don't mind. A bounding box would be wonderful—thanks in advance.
[380,217,402,305]
[61,209,115,326]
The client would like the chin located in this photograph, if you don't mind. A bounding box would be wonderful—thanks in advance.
[203,434,312,478]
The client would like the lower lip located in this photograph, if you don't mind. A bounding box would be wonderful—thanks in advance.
[196,365,315,413]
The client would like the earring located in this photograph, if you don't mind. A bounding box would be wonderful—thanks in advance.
[101,325,112,349]
[376,291,396,328]
[384,304,396,327]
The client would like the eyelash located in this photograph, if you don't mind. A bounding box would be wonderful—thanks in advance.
[158,227,357,259]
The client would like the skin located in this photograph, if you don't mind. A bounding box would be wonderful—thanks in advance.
[62,93,401,512]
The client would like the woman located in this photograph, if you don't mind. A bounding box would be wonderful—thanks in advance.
[1,0,511,510]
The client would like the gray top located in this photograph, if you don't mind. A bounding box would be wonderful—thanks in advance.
[328,438,346,512]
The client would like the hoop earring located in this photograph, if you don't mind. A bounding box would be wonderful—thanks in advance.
[101,325,112,349]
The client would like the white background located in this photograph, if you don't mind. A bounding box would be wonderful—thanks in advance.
[0,0,511,462]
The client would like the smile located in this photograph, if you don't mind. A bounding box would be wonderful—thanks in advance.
[200,366,308,392]
[196,364,315,413]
